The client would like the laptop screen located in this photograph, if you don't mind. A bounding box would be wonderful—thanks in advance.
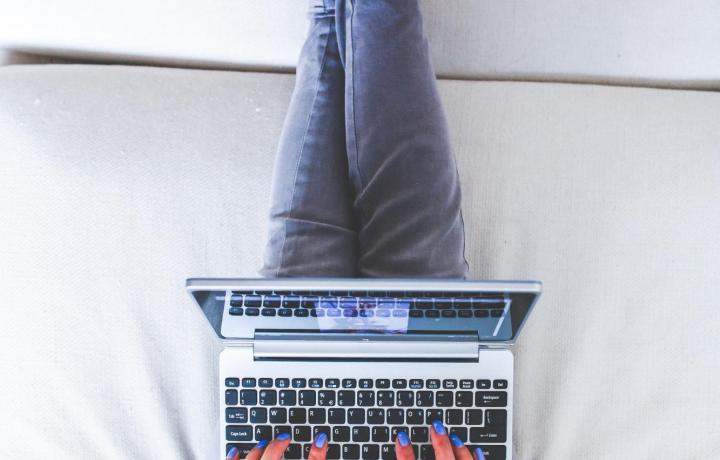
[187,279,541,344]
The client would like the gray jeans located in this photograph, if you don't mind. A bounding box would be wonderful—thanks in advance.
[260,0,468,278]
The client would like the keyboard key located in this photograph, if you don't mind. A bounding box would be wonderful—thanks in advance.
[375,379,391,389]
[409,309,423,318]
[240,390,258,406]
[425,409,443,425]
[485,409,507,427]
[409,379,423,389]
[279,390,297,406]
[358,391,375,406]
[250,407,267,423]
[387,408,404,424]
[467,446,506,460]
[308,408,326,424]
[313,426,331,439]
[465,409,483,425]
[261,308,276,316]
[392,379,407,389]
[244,296,262,307]
[426,379,441,389]
[327,444,341,460]
[410,426,428,443]
[493,379,508,389]
[226,443,255,459]
[229,306,244,316]
[342,378,358,388]
[348,408,366,424]
[254,425,272,441]
[362,444,379,460]
[421,445,435,460]
[299,390,316,406]
[392,309,408,317]
[469,427,506,443]
[293,426,312,442]
[258,378,273,388]
[318,390,336,406]
[343,444,361,460]
[332,426,351,442]
[237,378,252,388]
[274,426,292,439]
[289,408,306,424]
[309,378,323,388]
[435,299,452,309]
[359,379,373,389]
[490,310,503,317]
[425,310,440,318]
[476,379,491,389]
[367,408,385,424]
[282,296,301,308]
[225,389,238,405]
[449,427,467,442]
[353,426,370,442]
[338,390,356,406]
[377,391,394,407]
[460,379,474,390]
[302,443,312,459]
[291,378,307,388]
[328,408,346,424]
[441,310,457,318]
[475,391,508,407]
[445,409,463,425]
[284,444,302,459]
[436,391,453,407]
[269,407,287,423]
[415,299,434,309]
[397,391,414,407]
[325,378,340,388]
[372,426,390,442]
[226,425,253,442]
[416,391,433,407]
[381,444,396,460]
[473,310,489,318]
[245,307,260,316]
[294,309,309,317]
[278,308,292,317]
[264,296,281,308]
[443,379,457,389]
[405,408,424,425]
[275,378,290,388]
[225,407,248,423]
[456,391,473,407]
[390,426,409,441]
[259,390,277,406]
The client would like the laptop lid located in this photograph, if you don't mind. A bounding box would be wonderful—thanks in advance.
[187,278,541,345]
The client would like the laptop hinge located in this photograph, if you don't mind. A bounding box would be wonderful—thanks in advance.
[253,331,480,360]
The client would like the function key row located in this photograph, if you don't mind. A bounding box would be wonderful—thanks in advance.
[226,378,508,390]
[228,307,504,319]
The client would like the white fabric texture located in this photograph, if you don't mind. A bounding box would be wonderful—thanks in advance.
[1,0,719,89]
[1,65,719,459]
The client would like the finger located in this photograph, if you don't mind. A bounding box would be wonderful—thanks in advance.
[225,446,240,460]
[394,431,416,460]
[242,440,270,460]
[429,420,454,460]
[448,434,473,460]
[308,432,329,460]
[473,447,487,460]
[260,433,292,460]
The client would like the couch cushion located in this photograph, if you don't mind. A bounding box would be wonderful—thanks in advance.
[0,65,719,458]
[1,0,719,89]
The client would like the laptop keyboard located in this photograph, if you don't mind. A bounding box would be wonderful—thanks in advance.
[227,290,507,319]
[224,377,508,460]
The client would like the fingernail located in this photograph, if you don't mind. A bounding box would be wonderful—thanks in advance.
[276,432,291,441]
[475,447,486,460]
[314,432,328,448]
[256,440,269,449]
[226,447,238,459]
[432,420,446,435]
[450,434,464,447]
[397,431,410,447]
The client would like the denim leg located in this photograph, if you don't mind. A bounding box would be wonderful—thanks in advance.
[341,0,469,278]
[260,4,358,277]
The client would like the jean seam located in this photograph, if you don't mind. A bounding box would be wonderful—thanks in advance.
[275,19,333,277]
[347,0,366,215]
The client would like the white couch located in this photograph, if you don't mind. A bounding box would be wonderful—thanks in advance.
[1,2,719,459]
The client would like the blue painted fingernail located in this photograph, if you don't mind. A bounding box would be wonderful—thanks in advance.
[397,431,410,446]
[256,440,269,448]
[276,432,291,441]
[315,432,328,448]
[475,447,486,460]
[450,434,464,447]
[226,447,239,459]
[432,420,446,435]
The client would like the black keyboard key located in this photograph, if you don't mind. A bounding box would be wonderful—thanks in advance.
[279,390,297,406]
[392,379,407,389]
[377,391,394,407]
[309,378,323,388]
[353,426,370,442]
[303,443,313,459]
[449,427,467,442]
[381,444,396,460]
[318,390,336,406]
[342,378,357,388]
[313,426,331,438]
[261,308,276,316]
[372,426,390,442]
[244,296,262,307]
[284,444,302,459]
[440,310,456,317]
[435,299,452,309]
[425,310,440,318]
[332,426,350,442]
[375,379,391,389]
[226,407,248,423]
[308,408,326,424]
[358,391,375,406]
[467,446,506,460]
[425,409,443,425]
[485,409,507,427]
[390,426,409,442]
[278,308,292,317]
[387,408,404,424]
[421,445,435,460]
[469,427,506,443]
[416,299,434,309]
[299,390,316,406]
[343,444,361,460]
[465,409,483,425]
[410,426,428,443]
[493,379,508,389]
[325,378,340,388]
[294,309,309,317]
[443,379,457,389]
[436,391,453,407]
[250,407,267,423]
[226,443,255,459]
[254,425,272,441]
[348,408,366,424]
[275,378,290,388]
[269,407,286,423]
[458,310,472,318]
[476,379,491,389]
[328,408,346,424]
[359,379,373,389]
[282,296,301,308]
[245,307,260,316]
[224,377,241,388]
[338,390,356,406]
[302,297,319,308]
[409,309,423,318]
[225,389,238,405]
[362,444,379,460]
[456,391,473,407]
[473,310,489,318]
[289,408,306,424]
[240,390,258,406]
[405,408,424,425]
[426,379,441,390]
[293,426,312,442]
[264,296,281,308]
[475,391,508,407]
[490,310,503,317]
[367,408,385,424]
[416,391,433,407]
[292,378,307,388]
[274,425,292,439]
[327,444,341,460]
[259,390,277,406]
[409,379,423,389]
[238,378,253,388]
[397,391,414,407]
[445,409,463,425]
[258,378,273,388]
[460,379,474,390]
[226,425,253,442]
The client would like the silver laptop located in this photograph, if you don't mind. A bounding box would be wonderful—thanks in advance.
[187,278,541,460]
